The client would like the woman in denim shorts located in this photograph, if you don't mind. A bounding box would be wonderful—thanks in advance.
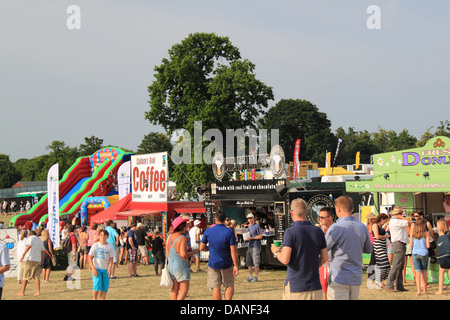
[410,218,430,296]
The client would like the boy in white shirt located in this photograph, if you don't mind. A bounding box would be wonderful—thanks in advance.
[88,229,115,300]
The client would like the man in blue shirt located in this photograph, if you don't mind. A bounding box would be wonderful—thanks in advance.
[105,220,119,279]
[325,195,372,300]
[271,198,328,300]
[200,211,238,300]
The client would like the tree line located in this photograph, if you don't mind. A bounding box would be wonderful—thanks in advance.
[0,133,172,189]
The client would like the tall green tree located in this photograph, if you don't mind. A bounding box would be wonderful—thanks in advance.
[335,127,379,165]
[260,99,336,165]
[78,136,104,156]
[146,33,274,198]
[14,155,48,181]
[33,141,79,180]
[137,132,172,155]
[0,154,21,188]
[417,120,450,147]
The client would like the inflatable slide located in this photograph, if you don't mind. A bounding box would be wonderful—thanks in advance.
[10,147,132,227]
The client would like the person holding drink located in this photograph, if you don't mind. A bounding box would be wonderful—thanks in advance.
[271,198,328,300]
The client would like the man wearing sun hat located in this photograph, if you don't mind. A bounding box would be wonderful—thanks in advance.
[385,205,412,292]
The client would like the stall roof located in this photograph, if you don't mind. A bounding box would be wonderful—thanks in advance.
[174,207,206,214]
[115,209,163,217]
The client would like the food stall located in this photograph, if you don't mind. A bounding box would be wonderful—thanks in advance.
[207,178,288,267]
[206,147,363,267]
[345,136,450,283]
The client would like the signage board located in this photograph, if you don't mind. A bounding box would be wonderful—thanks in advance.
[346,136,450,193]
[131,152,168,202]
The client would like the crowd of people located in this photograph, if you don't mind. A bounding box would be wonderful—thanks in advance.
[269,195,450,300]
[364,205,450,297]
[1,200,32,215]
[0,218,169,300]
[2,195,450,301]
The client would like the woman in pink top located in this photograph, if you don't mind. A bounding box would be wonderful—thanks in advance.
[87,223,99,252]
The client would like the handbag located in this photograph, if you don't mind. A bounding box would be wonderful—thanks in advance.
[160,256,172,288]
[45,249,57,266]
[160,239,172,288]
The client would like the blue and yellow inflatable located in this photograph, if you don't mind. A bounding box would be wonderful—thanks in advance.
[80,197,110,225]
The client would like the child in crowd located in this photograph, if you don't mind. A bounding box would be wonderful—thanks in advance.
[88,229,115,300]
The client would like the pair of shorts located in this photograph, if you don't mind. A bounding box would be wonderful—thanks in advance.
[138,245,148,257]
[412,254,429,272]
[92,269,109,292]
[207,266,234,288]
[282,282,322,300]
[169,265,191,282]
[246,246,261,267]
[23,261,42,280]
[79,246,88,255]
[128,249,138,263]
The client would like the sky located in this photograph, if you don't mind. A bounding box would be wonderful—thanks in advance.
[1,1,449,162]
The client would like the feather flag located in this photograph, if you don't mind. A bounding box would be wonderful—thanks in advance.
[47,164,60,248]
[292,139,301,179]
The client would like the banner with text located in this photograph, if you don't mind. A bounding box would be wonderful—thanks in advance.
[47,164,60,248]
[118,161,131,200]
[131,152,168,202]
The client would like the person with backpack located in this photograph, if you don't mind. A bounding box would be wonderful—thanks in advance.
[435,219,450,295]
[63,225,78,281]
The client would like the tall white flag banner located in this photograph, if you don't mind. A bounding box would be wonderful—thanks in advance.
[118,161,131,200]
[47,164,60,248]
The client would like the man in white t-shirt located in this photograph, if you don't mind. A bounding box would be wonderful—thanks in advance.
[189,220,202,272]
[88,229,115,300]
[17,230,45,296]
[385,206,411,293]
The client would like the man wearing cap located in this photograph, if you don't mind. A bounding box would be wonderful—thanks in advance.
[189,220,202,272]
[385,206,412,292]
[245,212,262,283]
[126,223,139,277]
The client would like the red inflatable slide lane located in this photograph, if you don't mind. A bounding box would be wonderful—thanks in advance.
[13,157,92,227]
[60,159,115,215]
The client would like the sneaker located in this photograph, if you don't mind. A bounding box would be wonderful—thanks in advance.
[250,276,258,283]
[244,275,254,282]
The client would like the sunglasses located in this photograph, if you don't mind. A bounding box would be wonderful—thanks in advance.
[318,216,330,219]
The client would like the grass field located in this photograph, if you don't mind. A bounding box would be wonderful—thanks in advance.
[2,261,450,301]
[2,213,450,301]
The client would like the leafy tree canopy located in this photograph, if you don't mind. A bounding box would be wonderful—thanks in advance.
[146,33,274,197]
[260,99,336,165]
[0,154,21,188]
